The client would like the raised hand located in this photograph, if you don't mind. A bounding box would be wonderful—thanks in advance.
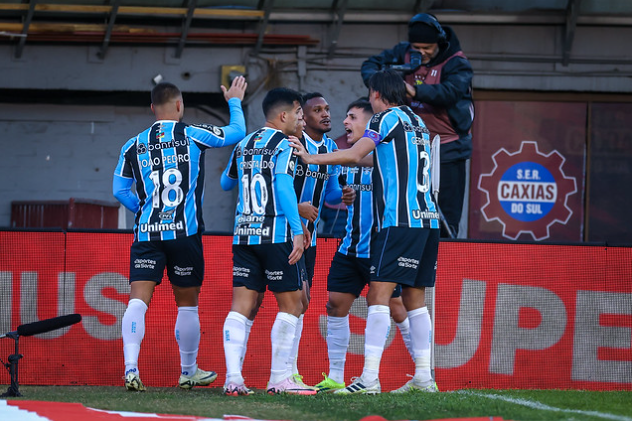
[221,75,248,102]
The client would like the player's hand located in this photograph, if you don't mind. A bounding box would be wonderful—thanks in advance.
[301,221,311,249]
[288,234,305,265]
[289,136,312,163]
[405,82,416,98]
[341,186,356,206]
[222,76,248,102]
[298,201,318,222]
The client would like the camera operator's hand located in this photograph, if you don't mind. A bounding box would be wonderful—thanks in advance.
[405,82,417,99]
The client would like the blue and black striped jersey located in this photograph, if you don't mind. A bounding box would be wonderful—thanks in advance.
[114,116,244,242]
[338,165,374,259]
[293,132,341,246]
[225,127,300,245]
[366,105,440,230]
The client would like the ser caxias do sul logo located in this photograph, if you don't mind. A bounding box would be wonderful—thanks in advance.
[478,141,577,241]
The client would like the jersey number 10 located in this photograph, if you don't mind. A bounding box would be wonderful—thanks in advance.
[241,173,269,214]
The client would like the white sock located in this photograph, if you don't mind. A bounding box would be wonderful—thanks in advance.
[240,318,254,371]
[361,305,390,384]
[269,312,298,384]
[327,315,349,384]
[408,307,432,384]
[288,314,304,376]
[223,311,248,384]
[122,298,147,377]
[175,306,200,377]
[396,317,414,360]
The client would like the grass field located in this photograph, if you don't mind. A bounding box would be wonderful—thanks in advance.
[2,385,631,421]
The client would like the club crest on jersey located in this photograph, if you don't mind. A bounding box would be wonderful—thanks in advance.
[478,141,577,241]
[158,209,175,221]
[411,136,429,146]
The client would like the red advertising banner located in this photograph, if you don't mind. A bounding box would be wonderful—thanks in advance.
[1,231,630,392]
[470,101,586,241]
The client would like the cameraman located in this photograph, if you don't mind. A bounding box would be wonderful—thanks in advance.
[361,13,474,238]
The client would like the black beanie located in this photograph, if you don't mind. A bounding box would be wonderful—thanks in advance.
[408,23,440,44]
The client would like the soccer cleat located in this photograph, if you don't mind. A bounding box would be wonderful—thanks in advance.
[390,379,439,394]
[125,372,146,392]
[292,374,317,391]
[334,376,381,395]
[314,373,345,393]
[266,376,318,395]
[224,382,254,396]
[178,367,218,389]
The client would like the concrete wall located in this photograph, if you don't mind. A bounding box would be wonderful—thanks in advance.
[0,103,238,232]
[2,21,631,232]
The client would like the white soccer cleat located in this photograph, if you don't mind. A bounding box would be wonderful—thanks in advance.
[334,376,381,395]
[224,382,254,396]
[390,379,439,393]
[266,376,317,395]
[124,372,146,392]
[178,367,218,389]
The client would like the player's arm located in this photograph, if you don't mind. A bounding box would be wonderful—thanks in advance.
[219,97,247,144]
[357,154,374,168]
[220,145,239,191]
[221,76,248,142]
[290,135,375,167]
[188,77,247,148]
[323,174,343,205]
[113,175,139,213]
[113,142,140,213]
[275,173,304,265]
[298,202,318,222]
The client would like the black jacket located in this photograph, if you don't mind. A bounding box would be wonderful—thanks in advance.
[361,27,474,162]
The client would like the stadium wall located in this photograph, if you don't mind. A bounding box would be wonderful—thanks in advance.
[0,230,630,392]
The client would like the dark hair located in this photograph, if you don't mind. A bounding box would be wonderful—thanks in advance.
[346,98,372,114]
[151,82,181,106]
[262,87,303,119]
[302,92,324,104]
[367,69,407,106]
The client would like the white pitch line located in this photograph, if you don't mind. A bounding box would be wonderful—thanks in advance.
[458,390,632,421]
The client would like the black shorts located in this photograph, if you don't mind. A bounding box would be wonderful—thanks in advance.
[370,226,439,288]
[303,245,317,287]
[232,243,306,293]
[129,233,203,287]
[327,252,403,298]
[327,252,370,297]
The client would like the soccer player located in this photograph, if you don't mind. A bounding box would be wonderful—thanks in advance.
[314,99,414,393]
[220,87,316,396]
[290,69,440,394]
[289,92,355,388]
[113,77,248,391]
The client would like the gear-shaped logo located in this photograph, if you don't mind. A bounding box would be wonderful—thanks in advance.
[478,141,577,241]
